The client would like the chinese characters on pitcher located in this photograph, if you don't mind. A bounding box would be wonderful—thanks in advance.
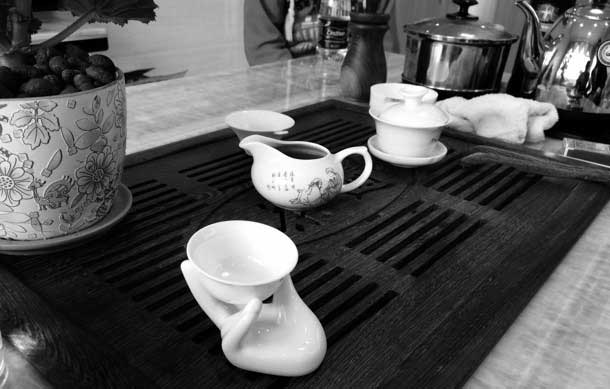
[267,170,296,192]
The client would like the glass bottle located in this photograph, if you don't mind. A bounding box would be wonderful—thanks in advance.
[317,0,353,60]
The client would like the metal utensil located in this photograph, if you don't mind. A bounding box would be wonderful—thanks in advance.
[460,145,610,185]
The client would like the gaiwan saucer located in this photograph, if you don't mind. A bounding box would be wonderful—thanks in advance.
[0,184,132,256]
[367,135,447,168]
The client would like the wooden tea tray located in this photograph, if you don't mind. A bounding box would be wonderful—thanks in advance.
[1,100,608,388]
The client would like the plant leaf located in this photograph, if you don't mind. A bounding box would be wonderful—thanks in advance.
[37,101,58,113]
[2,212,30,223]
[92,95,101,113]
[75,128,102,149]
[76,118,99,132]
[95,108,104,125]
[39,115,60,132]
[22,122,50,150]
[64,0,158,25]
[106,89,115,106]
[101,112,115,134]
[20,102,38,110]
[10,110,33,127]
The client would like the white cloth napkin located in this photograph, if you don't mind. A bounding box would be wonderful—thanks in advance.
[436,94,559,144]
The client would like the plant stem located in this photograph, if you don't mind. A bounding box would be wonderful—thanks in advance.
[0,37,11,52]
[0,4,10,52]
[38,9,96,49]
[10,0,32,48]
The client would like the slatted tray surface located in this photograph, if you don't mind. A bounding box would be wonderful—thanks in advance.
[1,100,609,388]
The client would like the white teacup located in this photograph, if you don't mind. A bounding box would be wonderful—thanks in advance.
[225,110,295,141]
[185,220,297,305]
[370,83,438,117]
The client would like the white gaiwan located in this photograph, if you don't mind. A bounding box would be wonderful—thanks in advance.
[370,86,449,158]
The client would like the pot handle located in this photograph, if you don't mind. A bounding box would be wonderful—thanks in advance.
[334,146,373,193]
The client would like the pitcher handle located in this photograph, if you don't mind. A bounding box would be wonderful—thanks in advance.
[334,146,373,193]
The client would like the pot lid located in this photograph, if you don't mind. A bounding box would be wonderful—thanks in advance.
[404,0,518,45]
[378,86,449,128]
[570,1,610,21]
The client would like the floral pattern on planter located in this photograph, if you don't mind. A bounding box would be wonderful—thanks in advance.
[73,94,115,153]
[0,71,126,240]
[30,176,74,210]
[10,100,60,150]
[114,83,126,139]
[76,145,117,201]
[0,153,33,207]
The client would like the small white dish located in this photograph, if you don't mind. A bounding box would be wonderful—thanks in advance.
[367,135,447,168]
[225,110,295,140]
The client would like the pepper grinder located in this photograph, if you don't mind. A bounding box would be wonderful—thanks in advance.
[340,12,390,102]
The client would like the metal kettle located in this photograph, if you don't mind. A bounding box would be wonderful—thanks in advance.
[508,0,610,115]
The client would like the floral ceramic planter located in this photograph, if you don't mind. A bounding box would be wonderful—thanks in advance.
[0,71,126,240]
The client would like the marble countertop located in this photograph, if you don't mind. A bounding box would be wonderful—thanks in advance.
[124,52,610,388]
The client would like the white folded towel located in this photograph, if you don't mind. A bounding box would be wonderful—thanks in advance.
[436,94,559,144]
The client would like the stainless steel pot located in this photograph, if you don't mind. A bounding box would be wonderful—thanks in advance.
[402,0,518,96]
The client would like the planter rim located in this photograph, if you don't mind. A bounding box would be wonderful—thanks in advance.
[1,69,124,101]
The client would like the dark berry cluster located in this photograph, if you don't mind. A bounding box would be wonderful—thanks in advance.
[0,44,117,98]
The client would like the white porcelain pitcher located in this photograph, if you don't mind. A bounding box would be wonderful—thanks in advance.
[239,135,373,210]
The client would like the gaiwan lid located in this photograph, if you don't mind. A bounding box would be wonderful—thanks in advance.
[379,87,449,128]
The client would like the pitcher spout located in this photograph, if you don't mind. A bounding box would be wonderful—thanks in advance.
[239,135,285,158]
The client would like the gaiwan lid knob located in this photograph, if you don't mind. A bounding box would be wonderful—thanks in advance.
[379,87,449,128]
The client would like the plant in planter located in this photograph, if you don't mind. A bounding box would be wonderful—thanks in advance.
[0,0,157,240]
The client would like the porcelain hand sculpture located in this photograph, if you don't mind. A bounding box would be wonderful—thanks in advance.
[181,261,326,376]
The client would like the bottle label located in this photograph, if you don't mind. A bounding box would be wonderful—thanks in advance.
[318,18,349,50]
[598,40,610,67]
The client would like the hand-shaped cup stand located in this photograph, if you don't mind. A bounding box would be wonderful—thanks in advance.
[181,136,372,376]
[182,221,326,376]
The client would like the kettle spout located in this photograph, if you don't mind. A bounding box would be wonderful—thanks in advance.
[507,0,545,98]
